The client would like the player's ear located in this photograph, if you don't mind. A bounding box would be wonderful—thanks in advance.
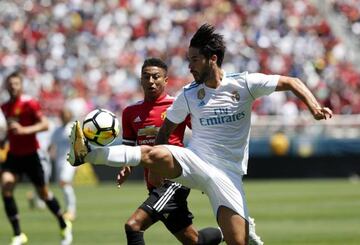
[164,76,168,85]
[210,54,217,65]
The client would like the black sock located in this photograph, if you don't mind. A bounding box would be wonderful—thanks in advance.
[45,197,66,229]
[126,230,144,245]
[3,196,21,236]
[197,227,223,245]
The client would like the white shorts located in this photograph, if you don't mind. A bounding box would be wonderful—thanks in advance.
[38,149,52,183]
[163,145,248,221]
[55,160,76,183]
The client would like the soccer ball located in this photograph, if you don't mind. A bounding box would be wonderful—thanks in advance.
[82,108,120,146]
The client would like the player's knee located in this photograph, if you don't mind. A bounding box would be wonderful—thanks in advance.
[59,181,70,188]
[1,172,16,186]
[140,145,156,164]
[145,146,170,165]
[124,218,141,232]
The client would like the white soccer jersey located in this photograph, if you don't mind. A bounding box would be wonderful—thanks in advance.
[51,122,76,182]
[166,71,279,175]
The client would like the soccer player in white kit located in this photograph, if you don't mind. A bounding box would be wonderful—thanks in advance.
[50,108,77,221]
[68,24,333,245]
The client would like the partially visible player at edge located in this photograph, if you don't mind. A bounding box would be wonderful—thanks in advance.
[68,24,333,245]
[0,71,73,245]
[118,57,225,244]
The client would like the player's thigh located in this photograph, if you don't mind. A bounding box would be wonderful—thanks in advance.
[217,206,248,245]
[24,153,46,187]
[205,168,248,222]
[142,145,182,179]
[24,153,50,198]
[159,184,194,235]
[162,145,210,189]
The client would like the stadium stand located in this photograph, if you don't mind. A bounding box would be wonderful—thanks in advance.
[0,1,359,179]
[0,0,359,118]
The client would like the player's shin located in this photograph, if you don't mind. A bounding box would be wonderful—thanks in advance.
[126,230,145,245]
[84,145,141,167]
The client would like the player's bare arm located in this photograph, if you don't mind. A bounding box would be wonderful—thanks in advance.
[9,115,49,135]
[275,76,333,120]
[155,118,179,144]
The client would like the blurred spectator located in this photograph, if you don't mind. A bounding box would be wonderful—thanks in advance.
[0,0,359,123]
[332,0,360,37]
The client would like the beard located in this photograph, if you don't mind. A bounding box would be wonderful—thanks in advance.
[194,69,210,84]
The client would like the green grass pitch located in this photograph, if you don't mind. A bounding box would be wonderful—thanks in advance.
[0,179,359,244]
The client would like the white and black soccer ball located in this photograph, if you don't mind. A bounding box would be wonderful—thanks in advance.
[82,108,120,146]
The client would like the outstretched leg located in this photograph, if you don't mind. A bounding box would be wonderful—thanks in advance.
[68,121,182,179]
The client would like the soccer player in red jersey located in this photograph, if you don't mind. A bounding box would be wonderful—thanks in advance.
[0,72,73,245]
[117,58,224,245]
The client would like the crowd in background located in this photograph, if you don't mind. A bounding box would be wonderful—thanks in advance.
[332,0,360,38]
[0,0,359,124]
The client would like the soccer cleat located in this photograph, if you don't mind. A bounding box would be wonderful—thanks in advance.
[60,220,73,245]
[249,217,264,245]
[10,233,28,245]
[67,121,89,166]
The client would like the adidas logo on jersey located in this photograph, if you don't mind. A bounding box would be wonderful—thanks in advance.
[133,116,141,123]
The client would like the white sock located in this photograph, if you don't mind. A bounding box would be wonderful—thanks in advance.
[63,184,76,215]
[84,145,141,167]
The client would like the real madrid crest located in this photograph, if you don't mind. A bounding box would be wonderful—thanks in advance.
[231,91,240,101]
[197,88,205,100]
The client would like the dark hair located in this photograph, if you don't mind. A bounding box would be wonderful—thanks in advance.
[190,24,225,67]
[142,58,168,73]
[5,71,22,84]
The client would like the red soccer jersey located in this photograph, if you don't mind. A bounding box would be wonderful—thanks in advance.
[1,95,42,155]
[122,94,188,190]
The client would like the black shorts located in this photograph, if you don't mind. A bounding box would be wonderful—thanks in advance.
[140,180,194,233]
[1,152,46,186]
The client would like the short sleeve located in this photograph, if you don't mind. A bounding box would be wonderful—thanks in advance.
[166,90,190,124]
[28,99,43,121]
[246,73,279,99]
[121,107,136,145]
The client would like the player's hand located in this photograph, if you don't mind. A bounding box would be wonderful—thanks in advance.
[8,121,27,135]
[312,107,333,120]
[116,166,132,188]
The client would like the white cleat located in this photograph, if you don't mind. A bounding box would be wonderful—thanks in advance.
[60,220,73,245]
[10,233,28,245]
[249,217,264,245]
